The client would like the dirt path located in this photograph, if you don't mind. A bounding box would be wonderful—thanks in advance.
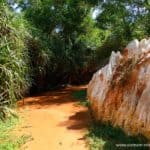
[17,85,91,150]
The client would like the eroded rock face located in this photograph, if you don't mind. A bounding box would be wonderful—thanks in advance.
[87,38,150,138]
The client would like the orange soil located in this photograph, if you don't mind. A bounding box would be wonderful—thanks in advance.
[17,85,91,150]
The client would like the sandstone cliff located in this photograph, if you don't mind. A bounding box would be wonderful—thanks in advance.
[87,39,150,138]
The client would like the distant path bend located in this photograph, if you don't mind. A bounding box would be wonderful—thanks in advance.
[18,85,91,150]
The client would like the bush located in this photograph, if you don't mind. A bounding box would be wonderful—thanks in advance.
[0,2,31,117]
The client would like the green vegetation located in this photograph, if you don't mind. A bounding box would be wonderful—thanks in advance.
[22,0,104,86]
[72,89,89,106]
[0,116,31,150]
[0,0,149,113]
[87,123,148,150]
[0,1,31,118]
[0,0,150,148]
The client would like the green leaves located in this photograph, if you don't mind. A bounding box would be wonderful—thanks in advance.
[0,2,31,113]
[0,0,149,109]
[21,0,103,85]
[96,0,150,40]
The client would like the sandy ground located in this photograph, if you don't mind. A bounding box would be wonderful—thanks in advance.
[17,85,91,150]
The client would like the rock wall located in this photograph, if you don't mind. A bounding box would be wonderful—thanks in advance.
[87,39,150,138]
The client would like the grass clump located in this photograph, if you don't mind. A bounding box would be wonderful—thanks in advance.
[72,89,89,107]
[87,123,148,150]
[0,116,31,150]
[0,2,31,118]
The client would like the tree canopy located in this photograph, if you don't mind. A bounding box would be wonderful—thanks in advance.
[0,0,149,112]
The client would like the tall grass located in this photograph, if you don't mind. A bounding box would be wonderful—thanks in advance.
[0,2,31,119]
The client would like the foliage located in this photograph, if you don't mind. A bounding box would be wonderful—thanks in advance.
[96,0,150,40]
[0,1,149,149]
[87,123,148,150]
[26,27,52,92]
[20,0,104,85]
[15,0,150,89]
[0,0,150,116]
[0,1,31,117]
[0,116,32,150]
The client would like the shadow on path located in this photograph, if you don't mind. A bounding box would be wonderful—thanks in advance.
[58,110,91,130]
[18,85,87,109]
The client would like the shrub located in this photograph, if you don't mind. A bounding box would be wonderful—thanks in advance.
[0,2,31,118]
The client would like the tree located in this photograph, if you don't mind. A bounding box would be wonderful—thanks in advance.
[20,0,103,85]
[96,0,150,40]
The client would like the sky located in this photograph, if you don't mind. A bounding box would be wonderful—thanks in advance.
[11,3,22,13]
[92,8,100,19]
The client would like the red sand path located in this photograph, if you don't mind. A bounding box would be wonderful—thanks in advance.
[18,85,91,150]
